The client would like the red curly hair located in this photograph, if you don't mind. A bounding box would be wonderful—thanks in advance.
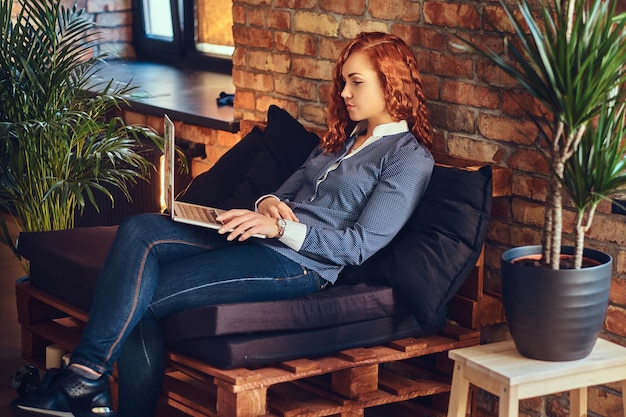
[321,32,432,153]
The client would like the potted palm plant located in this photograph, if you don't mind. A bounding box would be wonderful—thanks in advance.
[0,0,161,269]
[457,0,626,360]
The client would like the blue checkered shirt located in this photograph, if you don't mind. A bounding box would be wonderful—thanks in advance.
[258,121,434,284]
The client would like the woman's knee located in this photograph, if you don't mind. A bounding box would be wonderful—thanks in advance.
[116,213,170,243]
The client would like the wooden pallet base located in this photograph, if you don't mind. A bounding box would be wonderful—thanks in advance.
[16,279,482,417]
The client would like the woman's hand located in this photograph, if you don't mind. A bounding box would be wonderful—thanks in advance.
[257,197,299,222]
[216,209,281,241]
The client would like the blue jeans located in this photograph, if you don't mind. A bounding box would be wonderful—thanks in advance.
[70,213,325,416]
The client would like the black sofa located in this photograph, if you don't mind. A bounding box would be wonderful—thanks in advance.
[16,105,492,369]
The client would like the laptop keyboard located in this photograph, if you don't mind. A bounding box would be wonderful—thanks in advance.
[175,202,222,224]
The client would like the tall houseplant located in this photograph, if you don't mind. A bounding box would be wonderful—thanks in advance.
[459,0,626,269]
[0,0,160,264]
[457,0,626,360]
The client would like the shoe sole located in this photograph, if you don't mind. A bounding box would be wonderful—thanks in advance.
[12,403,114,417]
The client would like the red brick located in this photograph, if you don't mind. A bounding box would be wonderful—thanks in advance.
[441,80,500,109]
[276,32,317,56]
[96,26,131,42]
[421,75,439,101]
[235,0,271,5]
[424,2,481,29]
[447,134,503,162]
[275,75,318,101]
[428,102,476,134]
[233,90,256,111]
[339,18,388,39]
[320,0,366,15]
[430,129,446,153]
[232,5,246,24]
[510,225,542,248]
[420,51,473,78]
[291,56,335,81]
[588,216,626,246]
[274,0,318,8]
[232,69,275,92]
[392,25,447,50]
[478,114,537,145]
[232,48,247,67]
[588,385,625,417]
[248,51,291,73]
[87,0,130,13]
[512,173,547,201]
[232,26,273,48]
[610,277,626,305]
[247,8,265,26]
[507,147,548,174]
[294,11,339,36]
[617,251,626,275]
[255,95,298,115]
[369,0,419,21]
[511,198,545,228]
[318,37,349,60]
[503,90,549,119]
[483,5,517,33]
[605,305,626,336]
[301,103,327,127]
[487,219,513,246]
[94,11,131,26]
[477,59,519,89]
[267,10,290,29]
[319,83,334,104]
[452,32,504,55]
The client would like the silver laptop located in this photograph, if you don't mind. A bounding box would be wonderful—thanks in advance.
[164,115,265,238]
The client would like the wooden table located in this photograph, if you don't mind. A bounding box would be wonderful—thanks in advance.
[447,338,626,417]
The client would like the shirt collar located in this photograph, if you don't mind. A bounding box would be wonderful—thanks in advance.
[350,120,409,138]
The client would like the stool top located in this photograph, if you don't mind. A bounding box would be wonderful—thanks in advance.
[449,338,626,386]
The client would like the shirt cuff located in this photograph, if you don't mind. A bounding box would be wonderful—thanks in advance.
[254,194,280,212]
[279,219,306,251]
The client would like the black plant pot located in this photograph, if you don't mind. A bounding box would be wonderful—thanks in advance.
[501,245,612,361]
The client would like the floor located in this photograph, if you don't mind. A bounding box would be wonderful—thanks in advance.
[0,215,26,415]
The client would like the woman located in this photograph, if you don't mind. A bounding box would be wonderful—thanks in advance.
[13,31,434,417]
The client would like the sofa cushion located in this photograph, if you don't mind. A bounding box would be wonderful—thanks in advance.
[339,165,493,327]
[179,105,319,210]
[161,282,405,341]
[166,311,445,369]
[17,226,118,312]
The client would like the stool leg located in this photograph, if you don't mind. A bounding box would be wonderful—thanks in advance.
[447,363,470,417]
[499,385,519,417]
[622,380,626,417]
[570,387,587,417]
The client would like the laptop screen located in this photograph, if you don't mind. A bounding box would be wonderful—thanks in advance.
[164,115,175,215]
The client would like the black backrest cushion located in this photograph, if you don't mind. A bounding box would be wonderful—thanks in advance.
[338,165,492,327]
[178,105,319,210]
[262,104,321,175]
[177,126,265,207]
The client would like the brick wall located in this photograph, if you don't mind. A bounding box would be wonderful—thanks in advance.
[82,0,136,59]
[231,1,626,416]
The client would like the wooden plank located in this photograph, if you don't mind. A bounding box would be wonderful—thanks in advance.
[447,295,480,329]
[162,371,217,416]
[480,292,505,327]
[16,281,89,323]
[279,359,320,373]
[331,365,378,398]
[378,369,450,396]
[337,348,378,362]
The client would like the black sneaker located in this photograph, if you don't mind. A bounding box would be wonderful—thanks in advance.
[11,366,115,417]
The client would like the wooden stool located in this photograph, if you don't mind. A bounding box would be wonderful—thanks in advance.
[447,338,626,417]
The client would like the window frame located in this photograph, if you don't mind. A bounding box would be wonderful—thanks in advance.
[132,0,232,73]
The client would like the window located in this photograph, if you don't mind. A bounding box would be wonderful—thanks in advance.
[133,0,233,72]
